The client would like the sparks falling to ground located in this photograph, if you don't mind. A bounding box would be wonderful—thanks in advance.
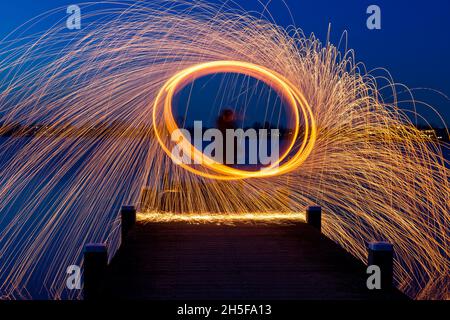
[0,0,448,300]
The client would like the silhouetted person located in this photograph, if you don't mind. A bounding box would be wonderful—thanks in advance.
[216,109,237,165]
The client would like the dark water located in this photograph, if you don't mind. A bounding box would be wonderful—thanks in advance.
[442,144,450,168]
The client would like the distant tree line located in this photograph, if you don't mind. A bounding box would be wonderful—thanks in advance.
[0,121,448,142]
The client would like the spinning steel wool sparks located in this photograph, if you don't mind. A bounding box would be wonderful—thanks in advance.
[0,0,448,300]
[153,60,316,180]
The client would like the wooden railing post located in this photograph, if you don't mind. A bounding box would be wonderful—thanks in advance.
[83,243,108,300]
[121,205,136,241]
[368,241,394,291]
[306,206,322,232]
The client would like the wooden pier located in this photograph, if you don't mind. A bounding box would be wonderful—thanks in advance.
[98,221,407,300]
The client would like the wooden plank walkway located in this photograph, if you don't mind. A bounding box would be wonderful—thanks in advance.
[102,222,407,300]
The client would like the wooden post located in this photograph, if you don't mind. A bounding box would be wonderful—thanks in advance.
[83,243,108,300]
[368,241,394,291]
[306,206,322,232]
[121,205,136,240]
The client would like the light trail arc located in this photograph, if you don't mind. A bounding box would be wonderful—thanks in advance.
[152,60,317,180]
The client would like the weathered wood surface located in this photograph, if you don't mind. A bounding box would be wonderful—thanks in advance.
[102,222,407,300]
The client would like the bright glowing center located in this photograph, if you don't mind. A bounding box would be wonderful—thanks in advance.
[153,60,317,180]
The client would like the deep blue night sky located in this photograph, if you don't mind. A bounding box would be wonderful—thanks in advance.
[1,0,449,125]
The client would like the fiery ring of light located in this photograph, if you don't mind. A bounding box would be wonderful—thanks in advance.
[153,60,317,180]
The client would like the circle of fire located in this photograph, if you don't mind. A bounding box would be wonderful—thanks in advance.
[153,60,317,180]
